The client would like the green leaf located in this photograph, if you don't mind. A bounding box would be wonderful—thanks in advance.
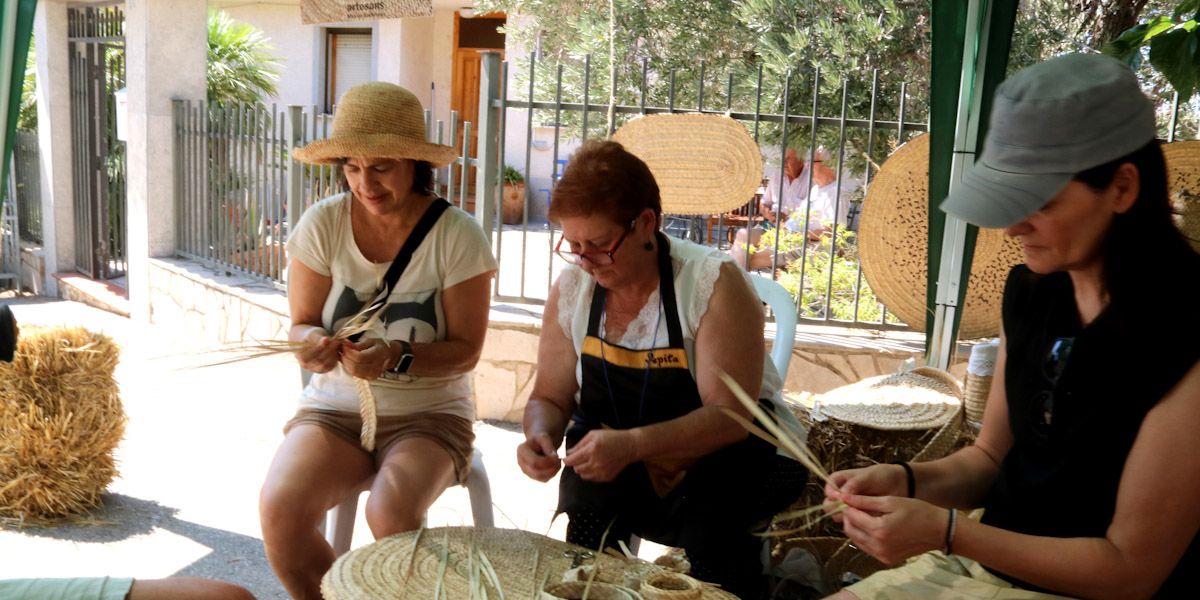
[1175,0,1200,22]
[1149,27,1200,103]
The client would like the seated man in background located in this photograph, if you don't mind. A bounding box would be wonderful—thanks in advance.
[732,147,858,270]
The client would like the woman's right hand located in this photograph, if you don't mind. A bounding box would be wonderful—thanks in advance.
[825,463,909,522]
[517,432,562,482]
[295,331,341,374]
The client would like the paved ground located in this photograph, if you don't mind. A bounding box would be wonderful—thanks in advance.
[0,294,668,598]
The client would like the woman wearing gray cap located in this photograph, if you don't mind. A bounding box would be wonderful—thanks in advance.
[823,53,1200,599]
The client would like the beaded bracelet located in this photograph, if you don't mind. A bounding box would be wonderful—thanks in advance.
[944,508,958,555]
[891,461,916,498]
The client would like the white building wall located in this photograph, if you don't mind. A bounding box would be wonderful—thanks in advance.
[218,4,317,108]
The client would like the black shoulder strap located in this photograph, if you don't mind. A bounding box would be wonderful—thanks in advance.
[347,198,450,343]
[380,198,451,296]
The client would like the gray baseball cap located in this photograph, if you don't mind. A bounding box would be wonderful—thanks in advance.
[940,53,1157,228]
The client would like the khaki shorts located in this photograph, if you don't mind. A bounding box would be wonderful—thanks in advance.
[845,552,1075,599]
[285,409,475,484]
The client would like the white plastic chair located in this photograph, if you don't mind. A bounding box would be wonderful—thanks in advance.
[748,274,798,379]
[626,275,797,557]
[319,448,494,555]
[298,369,495,556]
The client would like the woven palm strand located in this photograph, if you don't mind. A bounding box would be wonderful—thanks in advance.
[354,378,378,451]
[858,133,1024,339]
[0,327,124,526]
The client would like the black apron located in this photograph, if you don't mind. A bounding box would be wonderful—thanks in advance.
[557,233,805,550]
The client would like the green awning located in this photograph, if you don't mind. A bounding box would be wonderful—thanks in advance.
[926,0,1018,367]
[0,0,36,214]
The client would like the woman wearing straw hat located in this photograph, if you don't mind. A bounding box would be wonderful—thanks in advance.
[517,137,808,599]
[823,54,1200,599]
[259,82,496,599]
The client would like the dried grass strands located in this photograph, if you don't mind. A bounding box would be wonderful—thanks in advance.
[715,370,845,529]
[0,327,124,526]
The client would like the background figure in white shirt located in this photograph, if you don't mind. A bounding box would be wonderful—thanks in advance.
[730,147,809,270]
[784,147,862,237]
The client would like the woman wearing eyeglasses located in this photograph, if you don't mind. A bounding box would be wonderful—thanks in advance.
[823,54,1200,599]
[516,139,808,599]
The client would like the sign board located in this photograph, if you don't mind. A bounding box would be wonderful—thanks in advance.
[301,0,432,24]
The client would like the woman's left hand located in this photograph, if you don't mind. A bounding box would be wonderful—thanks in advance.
[340,339,394,380]
[563,429,637,482]
[838,493,949,566]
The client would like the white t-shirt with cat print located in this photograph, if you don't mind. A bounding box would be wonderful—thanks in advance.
[287,192,497,420]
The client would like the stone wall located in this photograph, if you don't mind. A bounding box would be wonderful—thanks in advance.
[146,257,958,424]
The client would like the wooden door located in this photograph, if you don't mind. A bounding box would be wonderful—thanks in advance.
[451,12,505,194]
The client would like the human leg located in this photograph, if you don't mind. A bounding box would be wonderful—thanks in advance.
[127,577,255,600]
[259,420,374,600]
[364,436,459,536]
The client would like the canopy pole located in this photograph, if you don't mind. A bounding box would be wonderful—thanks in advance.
[928,0,992,369]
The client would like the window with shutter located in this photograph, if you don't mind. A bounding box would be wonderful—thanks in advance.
[325,30,373,113]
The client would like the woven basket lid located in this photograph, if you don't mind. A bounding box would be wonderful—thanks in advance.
[813,367,963,431]
[612,114,763,216]
[1161,140,1200,252]
[321,526,737,599]
[859,134,1024,339]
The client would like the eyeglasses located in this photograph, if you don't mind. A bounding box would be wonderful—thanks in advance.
[555,221,635,266]
[1031,336,1075,431]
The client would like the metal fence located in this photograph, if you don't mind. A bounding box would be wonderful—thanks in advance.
[488,53,928,328]
[12,130,41,244]
[172,54,926,329]
[173,101,480,289]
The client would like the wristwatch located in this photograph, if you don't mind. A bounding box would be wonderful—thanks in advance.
[388,340,415,375]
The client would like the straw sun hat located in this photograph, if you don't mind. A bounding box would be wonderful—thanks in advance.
[612,113,763,216]
[322,526,738,599]
[292,82,457,167]
[859,133,1024,340]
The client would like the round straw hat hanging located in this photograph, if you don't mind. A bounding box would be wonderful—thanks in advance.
[612,113,763,216]
[1162,140,1200,252]
[858,134,1024,339]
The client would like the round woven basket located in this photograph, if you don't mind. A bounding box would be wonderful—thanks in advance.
[858,134,1024,339]
[640,572,703,600]
[543,581,642,600]
[612,114,763,216]
[321,527,738,600]
[814,367,963,432]
[963,373,992,426]
[1162,140,1200,252]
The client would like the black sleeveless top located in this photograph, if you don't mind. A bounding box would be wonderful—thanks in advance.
[982,265,1200,596]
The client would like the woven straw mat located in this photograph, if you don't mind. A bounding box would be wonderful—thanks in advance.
[321,526,738,599]
[814,367,963,432]
[858,134,1024,339]
[612,114,763,216]
[1162,140,1200,252]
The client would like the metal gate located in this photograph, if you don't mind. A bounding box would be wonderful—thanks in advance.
[68,4,127,280]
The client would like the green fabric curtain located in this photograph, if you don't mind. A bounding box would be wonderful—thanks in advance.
[926,0,1018,358]
[0,0,36,214]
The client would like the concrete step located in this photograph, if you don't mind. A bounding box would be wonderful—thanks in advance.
[53,272,130,318]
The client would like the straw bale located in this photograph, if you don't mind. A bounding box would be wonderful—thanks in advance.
[0,326,124,526]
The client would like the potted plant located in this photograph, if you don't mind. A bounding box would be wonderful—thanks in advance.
[501,165,526,225]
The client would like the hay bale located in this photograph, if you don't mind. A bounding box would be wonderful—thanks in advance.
[0,326,124,526]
